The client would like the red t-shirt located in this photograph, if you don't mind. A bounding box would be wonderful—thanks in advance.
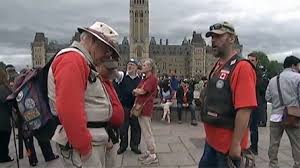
[101,79,124,128]
[136,74,158,117]
[204,60,257,154]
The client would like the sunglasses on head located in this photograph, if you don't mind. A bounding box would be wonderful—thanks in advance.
[209,23,235,33]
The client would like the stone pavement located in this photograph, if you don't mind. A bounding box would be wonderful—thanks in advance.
[2,119,295,168]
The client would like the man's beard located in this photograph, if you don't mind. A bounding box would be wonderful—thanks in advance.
[212,47,226,58]
[93,57,103,67]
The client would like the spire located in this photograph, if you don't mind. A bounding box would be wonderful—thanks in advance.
[182,37,188,45]
[191,31,205,47]
[150,37,156,45]
[122,36,129,45]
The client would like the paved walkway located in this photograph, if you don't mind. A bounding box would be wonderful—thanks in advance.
[2,120,294,168]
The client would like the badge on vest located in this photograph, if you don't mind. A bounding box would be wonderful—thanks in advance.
[216,80,224,89]
[230,59,237,65]
[219,69,230,80]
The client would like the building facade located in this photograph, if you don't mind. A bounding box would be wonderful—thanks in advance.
[31,0,242,77]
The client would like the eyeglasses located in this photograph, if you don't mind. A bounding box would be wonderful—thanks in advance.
[94,38,114,58]
[209,23,235,33]
[105,49,113,58]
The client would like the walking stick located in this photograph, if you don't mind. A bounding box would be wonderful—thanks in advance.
[10,118,20,168]
[17,117,23,159]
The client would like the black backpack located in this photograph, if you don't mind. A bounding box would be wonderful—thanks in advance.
[7,54,57,138]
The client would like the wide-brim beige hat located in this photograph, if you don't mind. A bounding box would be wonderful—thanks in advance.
[78,21,120,60]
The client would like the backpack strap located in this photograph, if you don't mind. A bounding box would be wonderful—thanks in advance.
[297,80,300,107]
[276,74,285,106]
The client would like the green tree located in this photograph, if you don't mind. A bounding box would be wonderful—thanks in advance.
[250,51,270,69]
[267,60,283,79]
[248,51,283,78]
[0,61,6,71]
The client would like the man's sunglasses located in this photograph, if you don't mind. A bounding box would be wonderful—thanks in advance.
[209,23,235,33]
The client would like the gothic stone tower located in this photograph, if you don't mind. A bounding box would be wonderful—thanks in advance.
[129,0,149,59]
[31,32,47,68]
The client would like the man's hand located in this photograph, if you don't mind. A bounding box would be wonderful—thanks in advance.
[230,108,252,160]
[81,148,92,162]
[229,142,241,159]
[106,141,114,151]
[133,88,146,96]
[132,89,138,96]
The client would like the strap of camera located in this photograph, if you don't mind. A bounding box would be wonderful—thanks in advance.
[276,74,285,107]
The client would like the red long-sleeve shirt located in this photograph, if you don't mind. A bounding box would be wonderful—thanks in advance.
[101,79,124,128]
[51,52,92,155]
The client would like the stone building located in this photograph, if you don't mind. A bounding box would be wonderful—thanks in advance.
[31,0,242,77]
[31,32,47,68]
[148,32,217,77]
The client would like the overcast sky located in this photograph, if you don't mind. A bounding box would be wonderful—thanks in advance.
[1,0,300,69]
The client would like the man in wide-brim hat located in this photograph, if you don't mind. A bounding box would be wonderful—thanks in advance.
[77,21,120,66]
[49,21,124,168]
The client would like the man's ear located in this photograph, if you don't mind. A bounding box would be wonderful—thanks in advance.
[229,35,236,44]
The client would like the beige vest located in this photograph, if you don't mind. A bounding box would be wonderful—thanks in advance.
[47,43,112,123]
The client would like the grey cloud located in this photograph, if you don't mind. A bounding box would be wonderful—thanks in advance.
[0,27,35,48]
[0,54,31,71]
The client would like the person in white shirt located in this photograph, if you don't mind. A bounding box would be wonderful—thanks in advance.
[265,55,300,168]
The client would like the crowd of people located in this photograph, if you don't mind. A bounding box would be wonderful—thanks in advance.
[0,21,299,168]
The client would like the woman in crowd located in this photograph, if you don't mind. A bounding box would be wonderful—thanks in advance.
[160,79,174,123]
[0,68,14,164]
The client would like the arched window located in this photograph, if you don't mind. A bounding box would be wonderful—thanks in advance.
[134,0,136,4]
[137,46,143,58]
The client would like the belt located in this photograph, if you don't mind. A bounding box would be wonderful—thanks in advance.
[54,117,107,128]
[87,121,108,128]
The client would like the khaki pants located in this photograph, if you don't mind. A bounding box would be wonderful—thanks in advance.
[105,145,117,168]
[56,143,117,168]
[268,122,300,168]
[53,126,113,168]
[138,116,156,153]
[56,143,106,168]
